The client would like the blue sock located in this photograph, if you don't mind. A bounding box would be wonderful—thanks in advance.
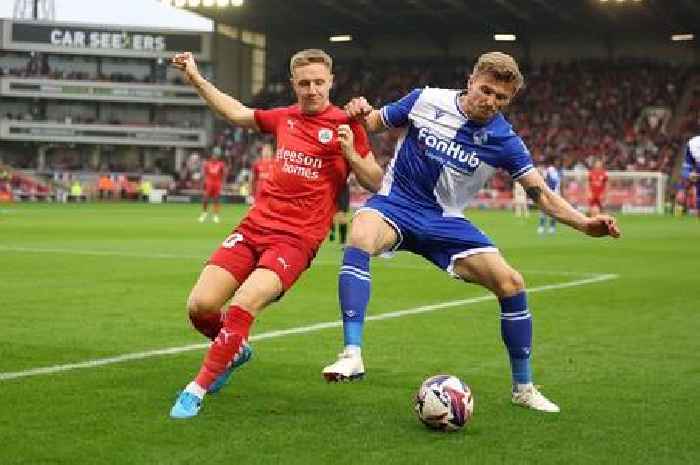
[499,291,532,386]
[339,246,371,347]
[539,214,546,228]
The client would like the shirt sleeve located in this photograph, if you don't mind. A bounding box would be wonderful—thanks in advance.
[501,136,535,180]
[379,88,422,129]
[254,108,287,134]
[350,120,371,158]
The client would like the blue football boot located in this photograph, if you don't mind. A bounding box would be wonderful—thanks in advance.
[170,391,203,419]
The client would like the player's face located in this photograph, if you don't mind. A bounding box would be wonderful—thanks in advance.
[291,63,333,114]
[463,73,517,123]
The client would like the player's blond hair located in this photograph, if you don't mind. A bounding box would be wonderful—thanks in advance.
[473,51,524,92]
[289,49,333,75]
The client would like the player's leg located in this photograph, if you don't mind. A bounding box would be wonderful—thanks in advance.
[199,190,210,222]
[187,265,240,340]
[452,253,559,412]
[173,237,312,418]
[548,216,556,234]
[172,268,282,419]
[323,210,398,382]
[537,211,546,234]
[212,195,221,223]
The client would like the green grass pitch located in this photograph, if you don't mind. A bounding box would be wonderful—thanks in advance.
[0,203,698,465]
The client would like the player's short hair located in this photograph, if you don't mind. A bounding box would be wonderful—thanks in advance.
[289,49,333,75]
[472,51,524,92]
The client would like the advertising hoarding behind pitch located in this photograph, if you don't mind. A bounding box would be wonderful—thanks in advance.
[1,19,211,60]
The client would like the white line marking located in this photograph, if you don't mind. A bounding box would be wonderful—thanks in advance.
[0,273,618,382]
[0,246,203,260]
[0,245,607,276]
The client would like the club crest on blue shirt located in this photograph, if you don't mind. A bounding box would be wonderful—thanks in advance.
[434,107,446,120]
[473,129,489,146]
[318,128,333,144]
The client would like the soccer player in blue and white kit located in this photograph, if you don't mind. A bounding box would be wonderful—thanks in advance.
[538,165,562,234]
[682,135,700,217]
[322,52,621,413]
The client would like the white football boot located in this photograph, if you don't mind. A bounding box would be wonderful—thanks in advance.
[512,384,560,413]
[322,347,365,382]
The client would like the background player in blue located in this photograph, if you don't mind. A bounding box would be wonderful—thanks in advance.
[322,52,621,413]
[538,164,562,234]
[682,135,700,217]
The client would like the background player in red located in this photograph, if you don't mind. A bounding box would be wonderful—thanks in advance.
[588,158,608,216]
[169,48,383,419]
[248,142,275,205]
[198,147,227,223]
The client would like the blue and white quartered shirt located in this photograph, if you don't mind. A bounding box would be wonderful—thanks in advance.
[377,87,534,217]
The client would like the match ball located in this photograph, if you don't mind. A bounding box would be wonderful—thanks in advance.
[414,374,474,432]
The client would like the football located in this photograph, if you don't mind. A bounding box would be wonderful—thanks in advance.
[414,374,474,432]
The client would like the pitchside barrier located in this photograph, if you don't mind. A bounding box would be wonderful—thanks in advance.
[349,170,668,214]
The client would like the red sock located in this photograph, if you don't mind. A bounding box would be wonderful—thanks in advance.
[195,305,254,390]
[189,311,224,340]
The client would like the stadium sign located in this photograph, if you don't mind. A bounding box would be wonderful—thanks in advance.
[0,20,211,60]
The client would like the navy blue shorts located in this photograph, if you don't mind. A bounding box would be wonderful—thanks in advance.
[359,195,498,276]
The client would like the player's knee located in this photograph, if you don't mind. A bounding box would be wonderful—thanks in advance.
[187,292,219,316]
[348,227,378,254]
[495,270,525,297]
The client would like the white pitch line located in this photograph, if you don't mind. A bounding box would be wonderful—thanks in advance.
[0,273,618,382]
[0,245,204,260]
[0,245,607,277]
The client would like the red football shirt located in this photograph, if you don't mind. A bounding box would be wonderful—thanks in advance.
[250,103,371,249]
[203,159,226,184]
[589,168,608,196]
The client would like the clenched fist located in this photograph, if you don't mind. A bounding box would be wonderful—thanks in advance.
[344,97,373,121]
[171,51,201,84]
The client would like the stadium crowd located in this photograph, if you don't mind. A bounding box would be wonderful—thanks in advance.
[2,56,697,204]
[251,58,690,175]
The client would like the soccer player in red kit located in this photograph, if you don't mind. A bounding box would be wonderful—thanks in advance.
[169,49,383,419]
[199,147,227,223]
[588,159,608,216]
[249,142,275,204]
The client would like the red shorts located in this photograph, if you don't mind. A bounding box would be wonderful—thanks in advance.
[204,182,222,198]
[589,195,604,209]
[207,219,316,290]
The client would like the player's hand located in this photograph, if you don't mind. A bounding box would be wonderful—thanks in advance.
[582,215,621,238]
[171,51,201,84]
[344,97,373,121]
[337,124,356,158]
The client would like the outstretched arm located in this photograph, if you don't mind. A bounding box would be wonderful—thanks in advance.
[171,52,258,130]
[337,124,383,193]
[518,170,621,238]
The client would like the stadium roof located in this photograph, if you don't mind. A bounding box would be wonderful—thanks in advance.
[190,0,700,41]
